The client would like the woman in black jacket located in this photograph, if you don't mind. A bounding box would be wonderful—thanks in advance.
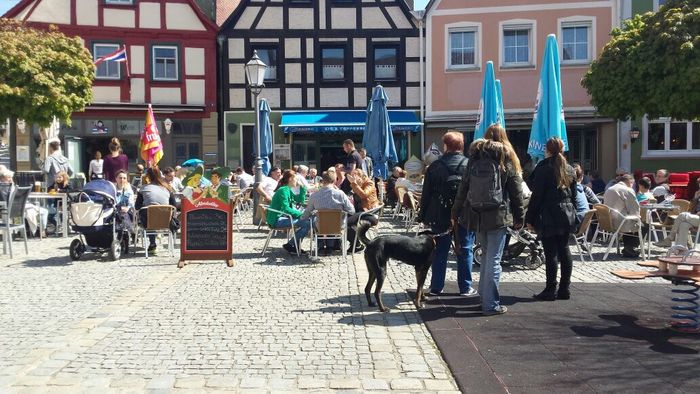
[525,137,582,301]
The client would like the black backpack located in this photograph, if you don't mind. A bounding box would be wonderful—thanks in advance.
[467,158,504,213]
[437,157,467,211]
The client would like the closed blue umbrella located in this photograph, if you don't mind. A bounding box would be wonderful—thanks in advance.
[528,34,568,160]
[254,98,274,176]
[363,85,397,179]
[496,79,506,130]
[474,61,502,140]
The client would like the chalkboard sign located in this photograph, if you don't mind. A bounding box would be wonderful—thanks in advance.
[179,195,234,268]
[185,209,228,250]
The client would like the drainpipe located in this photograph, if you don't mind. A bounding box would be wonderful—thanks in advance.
[418,10,426,153]
[217,34,225,166]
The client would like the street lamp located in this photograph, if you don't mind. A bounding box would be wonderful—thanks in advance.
[245,50,267,225]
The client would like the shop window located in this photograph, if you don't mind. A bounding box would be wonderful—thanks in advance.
[93,43,121,79]
[152,46,178,81]
[374,47,397,81]
[321,46,345,81]
[292,141,317,166]
[171,120,202,135]
[644,118,700,157]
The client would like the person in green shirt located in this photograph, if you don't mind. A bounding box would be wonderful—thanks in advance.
[267,169,310,255]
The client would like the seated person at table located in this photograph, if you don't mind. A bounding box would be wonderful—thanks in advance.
[163,167,184,192]
[589,170,606,195]
[307,167,322,186]
[334,164,352,194]
[115,170,135,249]
[136,166,176,256]
[0,167,48,237]
[636,177,654,202]
[605,167,628,191]
[386,166,402,207]
[345,168,380,253]
[395,170,420,192]
[573,164,600,225]
[294,165,312,194]
[256,166,282,203]
[652,168,671,203]
[235,167,255,190]
[267,170,310,255]
[49,170,71,193]
[604,174,646,257]
[655,177,700,248]
[301,170,355,254]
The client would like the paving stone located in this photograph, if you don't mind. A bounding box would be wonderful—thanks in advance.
[206,376,238,388]
[361,378,390,391]
[425,379,457,390]
[238,377,266,388]
[174,376,206,389]
[147,375,176,389]
[297,377,327,389]
[329,378,361,389]
[390,378,424,390]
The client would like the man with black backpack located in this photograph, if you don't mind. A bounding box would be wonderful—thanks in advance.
[417,131,477,297]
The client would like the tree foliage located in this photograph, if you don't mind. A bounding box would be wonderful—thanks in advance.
[0,19,94,127]
[581,0,700,120]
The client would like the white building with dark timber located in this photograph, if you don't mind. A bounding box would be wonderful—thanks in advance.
[219,0,423,172]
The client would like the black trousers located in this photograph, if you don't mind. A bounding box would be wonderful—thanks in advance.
[621,224,648,250]
[541,233,573,289]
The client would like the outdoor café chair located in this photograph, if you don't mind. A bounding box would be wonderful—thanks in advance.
[592,204,645,260]
[311,209,348,259]
[572,209,596,262]
[393,186,408,219]
[0,186,31,258]
[259,204,300,257]
[138,205,176,258]
[650,199,690,239]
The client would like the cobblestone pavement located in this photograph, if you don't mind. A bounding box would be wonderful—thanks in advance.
[0,213,665,392]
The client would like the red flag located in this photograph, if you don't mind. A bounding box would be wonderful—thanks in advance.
[140,104,163,166]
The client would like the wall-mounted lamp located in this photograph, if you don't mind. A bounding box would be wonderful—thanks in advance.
[629,127,640,143]
[164,118,173,134]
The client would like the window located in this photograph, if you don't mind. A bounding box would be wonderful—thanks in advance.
[502,27,531,66]
[105,0,134,4]
[561,22,591,63]
[645,118,700,156]
[449,29,476,68]
[93,43,121,79]
[252,47,278,82]
[321,47,345,81]
[152,46,178,81]
[374,47,397,81]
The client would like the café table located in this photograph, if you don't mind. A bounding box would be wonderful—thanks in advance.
[28,192,68,237]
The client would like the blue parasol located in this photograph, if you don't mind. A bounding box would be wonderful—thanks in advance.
[528,34,568,160]
[362,85,398,179]
[474,61,502,140]
[254,98,274,176]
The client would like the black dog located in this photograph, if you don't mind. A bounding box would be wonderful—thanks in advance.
[356,221,437,312]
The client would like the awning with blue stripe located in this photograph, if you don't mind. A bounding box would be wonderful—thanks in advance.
[279,111,422,134]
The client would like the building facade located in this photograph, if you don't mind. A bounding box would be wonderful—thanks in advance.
[424,0,618,178]
[220,0,423,172]
[618,0,700,174]
[5,0,219,174]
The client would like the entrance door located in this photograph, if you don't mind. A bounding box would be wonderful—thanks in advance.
[174,139,201,167]
[65,137,84,176]
[568,129,597,172]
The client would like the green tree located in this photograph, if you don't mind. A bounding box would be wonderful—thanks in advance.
[581,0,700,120]
[0,19,94,127]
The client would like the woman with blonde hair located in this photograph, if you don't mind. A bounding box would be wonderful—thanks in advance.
[345,168,380,253]
[525,137,582,301]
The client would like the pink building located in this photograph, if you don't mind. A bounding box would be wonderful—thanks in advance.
[424,0,619,178]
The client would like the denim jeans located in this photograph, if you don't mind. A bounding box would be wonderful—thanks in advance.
[477,227,508,312]
[273,217,311,248]
[430,225,475,294]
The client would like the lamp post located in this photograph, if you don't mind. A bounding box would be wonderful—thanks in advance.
[245,50,267,225]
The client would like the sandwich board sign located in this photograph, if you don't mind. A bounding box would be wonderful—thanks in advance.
[179,184,234,268]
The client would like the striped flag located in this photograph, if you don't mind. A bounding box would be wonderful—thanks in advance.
[94,45,130,77]
[140,104,163,166]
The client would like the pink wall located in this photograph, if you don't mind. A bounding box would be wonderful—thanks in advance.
[428,1,614,113]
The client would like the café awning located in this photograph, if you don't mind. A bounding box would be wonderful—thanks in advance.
[279,110,421,134]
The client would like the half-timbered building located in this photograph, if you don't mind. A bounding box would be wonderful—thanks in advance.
[4,0,219,173]
[220,0,423,171]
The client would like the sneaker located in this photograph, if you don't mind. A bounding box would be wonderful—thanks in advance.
[459,288,479,297]
[482,306,507,315]
[621,248,640,258]
[283,243,308,255]
[147,245,157,256]
[654,237,673,248]
[347,244,365,254]
[426,290,442,296]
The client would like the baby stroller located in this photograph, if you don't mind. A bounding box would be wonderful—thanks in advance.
[473,226,545,270]
[68,179,129,261]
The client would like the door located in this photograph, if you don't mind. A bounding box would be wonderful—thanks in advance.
[174,139,201,167]
[65,137,84,176]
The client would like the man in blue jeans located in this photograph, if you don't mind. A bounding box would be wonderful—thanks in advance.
[418,131,476,297]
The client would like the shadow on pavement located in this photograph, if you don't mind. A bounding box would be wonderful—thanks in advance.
[418,281,700,393]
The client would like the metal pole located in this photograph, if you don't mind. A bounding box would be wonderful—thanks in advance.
[252,91,263,225]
